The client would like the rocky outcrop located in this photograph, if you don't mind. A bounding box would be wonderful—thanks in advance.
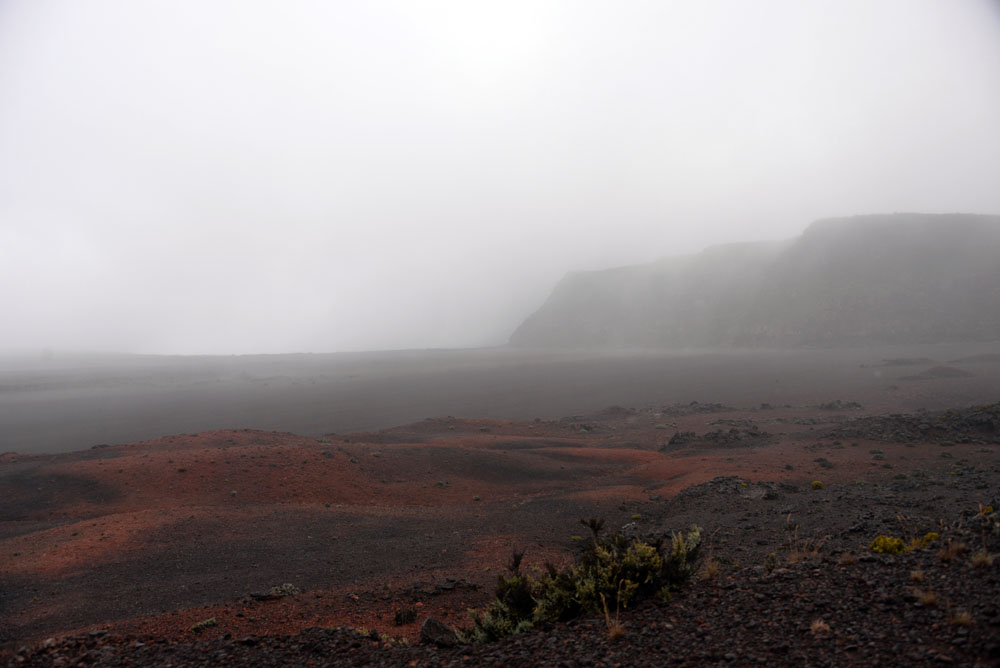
[510,213,1000,348]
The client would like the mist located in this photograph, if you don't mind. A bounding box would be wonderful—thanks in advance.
[2,1,999,355]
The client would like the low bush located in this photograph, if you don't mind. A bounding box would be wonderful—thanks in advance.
[869,535,906,554]
[465,522,702,643]
[869,532,939,555]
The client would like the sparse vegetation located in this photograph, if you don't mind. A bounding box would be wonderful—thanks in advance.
[811,480,824,490]
[464,522,702,643]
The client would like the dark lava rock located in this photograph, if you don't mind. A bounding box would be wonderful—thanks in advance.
[419,616,460,648]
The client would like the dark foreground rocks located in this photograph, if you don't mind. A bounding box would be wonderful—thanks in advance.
[6,512,998,667]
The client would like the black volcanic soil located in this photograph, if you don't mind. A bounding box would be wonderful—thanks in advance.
[2,347,1000,666]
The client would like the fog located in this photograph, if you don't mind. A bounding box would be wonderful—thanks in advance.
[2,1,999,355]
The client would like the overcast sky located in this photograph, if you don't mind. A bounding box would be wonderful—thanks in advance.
[1,1,999,355]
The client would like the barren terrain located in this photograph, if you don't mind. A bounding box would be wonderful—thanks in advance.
[2,345,999,665]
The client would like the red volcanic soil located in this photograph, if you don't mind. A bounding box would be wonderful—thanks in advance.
[2,394,1000,664]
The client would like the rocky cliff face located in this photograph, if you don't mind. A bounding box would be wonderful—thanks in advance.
[509,213,1000,348]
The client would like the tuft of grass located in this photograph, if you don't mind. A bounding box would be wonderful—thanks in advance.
[786,516,825,563]
[949,609,973,627]
[971,551,994,568]
[701,529,721,580]
[917,589,938,606]
[810,480,824,490]
[702,551,720,580]
[810,619,831,635]
[938,539,967,563]
[600,589,626,641]
[838,552,857,566]
[910,569,925,582]
[764,552,777,573]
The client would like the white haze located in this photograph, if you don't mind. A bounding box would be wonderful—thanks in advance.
[1,1,999,355]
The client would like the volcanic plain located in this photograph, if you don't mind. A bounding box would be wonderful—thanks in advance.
[2,345,999,666]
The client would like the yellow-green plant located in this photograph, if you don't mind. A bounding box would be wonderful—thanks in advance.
[908,532,939,550]
[869,535,906,554]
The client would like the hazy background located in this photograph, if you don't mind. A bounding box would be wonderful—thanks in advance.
[2,1,1000,355]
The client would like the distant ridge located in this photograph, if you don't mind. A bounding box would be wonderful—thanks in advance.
[509,213,1000,348]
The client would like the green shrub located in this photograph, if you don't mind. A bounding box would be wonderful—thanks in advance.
[465,524,702,643]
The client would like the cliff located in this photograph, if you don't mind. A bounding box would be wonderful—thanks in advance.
[510,213,1000,348]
